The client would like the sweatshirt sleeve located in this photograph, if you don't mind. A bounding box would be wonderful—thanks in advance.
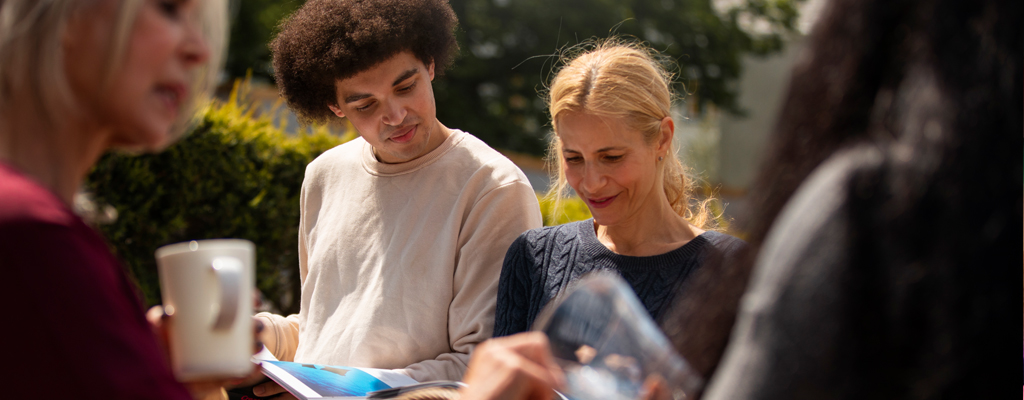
[254,312,301,362]
[400,179,542,382]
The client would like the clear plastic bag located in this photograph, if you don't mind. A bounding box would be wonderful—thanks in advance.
[533,272,703,400]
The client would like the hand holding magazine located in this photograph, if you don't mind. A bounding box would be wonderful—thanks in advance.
[533,272,704,400]
[248,272,698,400]
[250,347,463,400]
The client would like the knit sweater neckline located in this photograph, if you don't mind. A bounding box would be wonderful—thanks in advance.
[361,128,467,176]
[576,219,711,271]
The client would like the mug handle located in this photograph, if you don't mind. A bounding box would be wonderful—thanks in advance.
[210,257,242,331]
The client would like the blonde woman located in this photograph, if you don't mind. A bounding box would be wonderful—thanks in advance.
[493,41,745,338]
[0,0,229,398]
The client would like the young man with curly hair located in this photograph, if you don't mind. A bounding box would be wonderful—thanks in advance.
[250,0,543,390]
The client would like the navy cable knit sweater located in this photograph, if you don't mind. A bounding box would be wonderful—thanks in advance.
[494,219,746,337]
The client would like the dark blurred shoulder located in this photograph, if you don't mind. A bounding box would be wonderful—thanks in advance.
[700,230,747,258]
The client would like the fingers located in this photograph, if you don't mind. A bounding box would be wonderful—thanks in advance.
[484,332,565,390]
[183,379,230,400]
[461,332,565,400]
[253,317,265,354]
[253,381,288,397]
[513,333,566,390]
[640,375,671,400]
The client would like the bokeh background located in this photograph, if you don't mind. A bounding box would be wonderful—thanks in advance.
[86,0,825,314]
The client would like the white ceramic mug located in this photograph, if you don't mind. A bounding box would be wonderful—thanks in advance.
[155,239,255,381]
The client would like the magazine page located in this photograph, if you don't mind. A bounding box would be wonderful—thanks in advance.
[252,345,419,400]
[260,360,418,399]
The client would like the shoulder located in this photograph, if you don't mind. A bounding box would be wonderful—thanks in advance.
[445,130,534,190]
[506,221,584,260]
[303,138,364,181]
[765,145,885,259]
[0,165,78,231]
[700,231,747,258]
[501,222,586,296]
[745,145,885,310]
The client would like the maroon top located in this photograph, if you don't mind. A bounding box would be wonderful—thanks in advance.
[0,162,190,399]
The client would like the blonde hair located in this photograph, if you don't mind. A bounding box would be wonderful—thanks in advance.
[545,39,716,229]
[0,0,228,143]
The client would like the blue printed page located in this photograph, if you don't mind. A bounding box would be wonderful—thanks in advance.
[260,360,419,399]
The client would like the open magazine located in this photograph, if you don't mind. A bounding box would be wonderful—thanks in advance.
[252,348,463,400]
[533,272,705,400]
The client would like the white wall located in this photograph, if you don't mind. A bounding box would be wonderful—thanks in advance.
[717,37,804,192]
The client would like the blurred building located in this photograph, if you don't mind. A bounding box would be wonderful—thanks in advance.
[679,0,824,229]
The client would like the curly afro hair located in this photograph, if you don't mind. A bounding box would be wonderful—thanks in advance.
[271,0,459,124]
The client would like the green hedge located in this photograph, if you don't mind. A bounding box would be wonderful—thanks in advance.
[538,194,592,226]
[86,84,348,314]
[86,83,592,314]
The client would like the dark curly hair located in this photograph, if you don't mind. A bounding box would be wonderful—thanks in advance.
[271,0,459,124]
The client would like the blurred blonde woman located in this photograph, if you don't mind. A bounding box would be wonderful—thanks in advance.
[0,0,228,398]
[493,41,744,338]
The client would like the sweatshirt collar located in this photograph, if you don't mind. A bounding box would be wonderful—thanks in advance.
[361,129,466,176]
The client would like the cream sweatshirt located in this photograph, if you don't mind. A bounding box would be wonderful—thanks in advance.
[256,129,542,382]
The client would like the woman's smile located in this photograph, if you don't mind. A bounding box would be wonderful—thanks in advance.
[586,194,618,209]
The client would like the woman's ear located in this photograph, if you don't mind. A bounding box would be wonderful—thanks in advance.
[656,117,675,157]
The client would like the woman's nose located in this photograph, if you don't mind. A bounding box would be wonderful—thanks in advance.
[580,163,605,194]
[181,18,211,66]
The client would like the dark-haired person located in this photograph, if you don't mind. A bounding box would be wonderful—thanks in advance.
[696,0,1019,397]
[250,0,542,393]
[458,0,1020,398]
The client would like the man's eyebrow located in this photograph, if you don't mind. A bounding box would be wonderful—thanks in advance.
[342,68,420,104]
[392,68,418,87]
[344,93,371,104]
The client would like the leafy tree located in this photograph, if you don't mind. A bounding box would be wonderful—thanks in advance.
[225,0,305,81]
[440,0,802,154]
[227,0,801,154]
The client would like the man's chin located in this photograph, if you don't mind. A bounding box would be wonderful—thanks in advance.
[378,143,426,164]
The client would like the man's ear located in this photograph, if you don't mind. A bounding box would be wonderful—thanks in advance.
[427,59,436,81]
[328,104,345,118]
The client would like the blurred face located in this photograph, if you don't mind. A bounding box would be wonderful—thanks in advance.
[557,112,672,227]
[64,0,211,149]
[328,51,447,164]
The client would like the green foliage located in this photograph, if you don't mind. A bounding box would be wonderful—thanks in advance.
[539,194,593,226]
[439,0,803,155]
[227,0,801,155]
[83,80,597,313]
[226,0,306,81]
[85,83,348,314]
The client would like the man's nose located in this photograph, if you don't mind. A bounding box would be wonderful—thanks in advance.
[381,100,407,126]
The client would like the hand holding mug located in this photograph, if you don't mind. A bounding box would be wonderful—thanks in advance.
[155,239,257,381]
